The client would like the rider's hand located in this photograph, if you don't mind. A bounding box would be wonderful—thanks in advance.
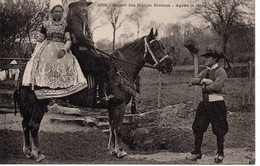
[57,49,66,59]
[201,78,213,85]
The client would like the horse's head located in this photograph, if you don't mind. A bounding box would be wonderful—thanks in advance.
[144,28,173,74]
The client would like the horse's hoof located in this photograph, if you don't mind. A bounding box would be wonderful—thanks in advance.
[117,150,128,158]
[186,152,202,161]
[23,147,33,159]
[110,150,117,156]
[214,153,224,163]
[108,147,116,155]
[36,154,45,162]
[25,153,34,159]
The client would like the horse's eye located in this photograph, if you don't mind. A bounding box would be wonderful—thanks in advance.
[150,41,159,48]
[159,41,166,50]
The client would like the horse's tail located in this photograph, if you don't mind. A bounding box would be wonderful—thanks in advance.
[13,89,19,116]
[131,95,136,114]
[13,82,21,116]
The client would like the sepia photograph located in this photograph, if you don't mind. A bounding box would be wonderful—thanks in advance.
[0,0,255,164]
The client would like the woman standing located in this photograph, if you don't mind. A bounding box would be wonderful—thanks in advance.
[22,0,88,99]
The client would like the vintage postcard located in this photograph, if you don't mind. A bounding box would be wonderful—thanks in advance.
[0,0,255,164]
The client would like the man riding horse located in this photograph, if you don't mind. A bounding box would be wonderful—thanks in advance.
[67,0,111,103]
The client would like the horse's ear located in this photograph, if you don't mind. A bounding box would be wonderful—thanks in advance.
[154,29,158,38]
[148,28,154,38]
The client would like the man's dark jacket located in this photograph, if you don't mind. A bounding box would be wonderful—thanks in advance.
[67,14,109,83]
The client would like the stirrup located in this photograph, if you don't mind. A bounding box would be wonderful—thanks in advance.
[102,94,115,101]
[103,91,109,101]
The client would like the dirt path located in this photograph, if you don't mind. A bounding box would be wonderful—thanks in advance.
[0,113,92,133]
[0,110,255,164]
[129,148,254,164]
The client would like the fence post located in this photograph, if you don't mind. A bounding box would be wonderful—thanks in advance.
[158,71,162,109]
[248,61,253,105]
[242,79,245,106]
[194,54,199,108]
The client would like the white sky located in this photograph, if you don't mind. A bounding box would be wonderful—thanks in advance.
[90,0,203,42]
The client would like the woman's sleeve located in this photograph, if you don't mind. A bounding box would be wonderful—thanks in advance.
[36,23,46,43]
[62,25,72,53]
[64,26,71,42]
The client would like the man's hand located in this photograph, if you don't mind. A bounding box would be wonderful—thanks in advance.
[190,78,202,86]
[57,49,66,59]
[201,78,213,85]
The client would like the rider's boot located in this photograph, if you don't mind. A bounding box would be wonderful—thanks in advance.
[101,83,114,102]
[96,83,115,104]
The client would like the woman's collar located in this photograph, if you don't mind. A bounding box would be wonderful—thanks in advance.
[49,16,66,25]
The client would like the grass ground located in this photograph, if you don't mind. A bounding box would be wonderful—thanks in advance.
[135,68,255,112]
[128,67,255,156]
[0,65,255,163]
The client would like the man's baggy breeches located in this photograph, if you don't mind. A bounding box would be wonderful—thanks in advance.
[192,101,228,137]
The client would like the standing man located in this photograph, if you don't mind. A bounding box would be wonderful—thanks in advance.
[67,0,110,102]
[186,46,229,163]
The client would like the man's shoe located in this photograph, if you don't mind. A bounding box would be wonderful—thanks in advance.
[214,153,224,163]
[186,152,202,161]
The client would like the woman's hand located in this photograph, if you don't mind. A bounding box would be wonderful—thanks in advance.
[57,49,66,59]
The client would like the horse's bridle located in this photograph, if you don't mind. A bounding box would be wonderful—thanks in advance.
[143,37,169,67]
[96,37,169,70]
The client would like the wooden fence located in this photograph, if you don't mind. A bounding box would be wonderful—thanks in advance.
[0,58,255,109]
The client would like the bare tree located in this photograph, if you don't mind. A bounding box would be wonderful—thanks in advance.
[119,32,134,45]
[127,5,148,38]
[189,0,254,58]
[88,4,107,37]
[142,20,164,37]
[103,1,124,50]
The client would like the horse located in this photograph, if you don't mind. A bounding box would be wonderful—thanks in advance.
[14,28,173,162]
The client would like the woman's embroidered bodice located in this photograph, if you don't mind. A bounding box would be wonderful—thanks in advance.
[38,20,70,42]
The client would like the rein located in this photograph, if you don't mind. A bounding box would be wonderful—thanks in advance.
[95,37,168,70]
[96,48,157,69]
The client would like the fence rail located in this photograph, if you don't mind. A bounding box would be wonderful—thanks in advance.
[0,58,30,60]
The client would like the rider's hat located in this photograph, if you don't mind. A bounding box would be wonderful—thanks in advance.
[68,0,93,9]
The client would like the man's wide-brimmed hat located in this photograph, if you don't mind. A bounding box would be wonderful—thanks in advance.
[69,0,93,8]
[200,44,231,68]
[200,44,224,59]
[200,50,225,59]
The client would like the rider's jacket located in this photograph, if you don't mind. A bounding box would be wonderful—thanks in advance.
[67,14,93,51]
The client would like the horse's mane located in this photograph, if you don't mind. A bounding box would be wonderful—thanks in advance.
[114,37,146,57]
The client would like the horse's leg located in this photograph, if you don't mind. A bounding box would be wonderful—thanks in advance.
[108,109,116,155]
[31,128,45,162]
[29,102,46,162]
[17,87,34,159]
[111,103,128,158]
[22,118,33,158]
